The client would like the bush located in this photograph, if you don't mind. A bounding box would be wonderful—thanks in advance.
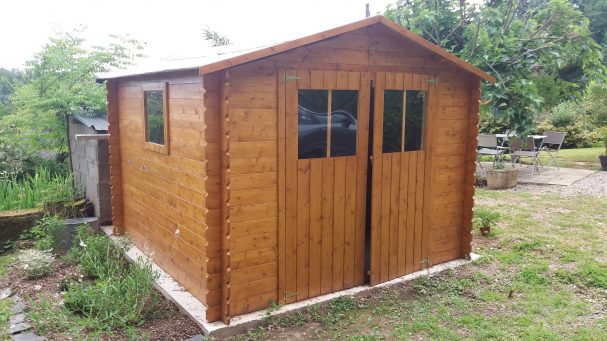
[15,249,54,279]
[68,226,126,279]
[63,260,161,328]
[547,100,584,127]
[473,208,500,229]
[584,81,607,126]
[479,109,510,134]
[31,216,65,253]
[535,120,598,148]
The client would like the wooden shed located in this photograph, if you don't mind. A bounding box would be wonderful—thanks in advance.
[100,15,495,325]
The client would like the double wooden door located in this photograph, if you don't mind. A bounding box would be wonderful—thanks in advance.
[279,70,435,303]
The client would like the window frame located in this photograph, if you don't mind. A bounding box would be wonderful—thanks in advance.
[381,89,427,153]
[142,82,169,154]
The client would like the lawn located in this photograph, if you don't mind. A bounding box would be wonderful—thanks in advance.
[536,146,604,170]
[233,189,607,340]
[480,146,604,171]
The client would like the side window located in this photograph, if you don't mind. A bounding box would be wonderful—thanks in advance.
[381,90,426,152]
[143,83,169,154]
[298,89,358,159]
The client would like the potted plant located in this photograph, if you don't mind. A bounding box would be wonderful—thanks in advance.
[599,128,607,171]
[473,208,500,237]
[485,158,519,190]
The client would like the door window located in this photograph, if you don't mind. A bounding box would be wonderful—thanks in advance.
[381,90,426,152]
[298,89,358,159]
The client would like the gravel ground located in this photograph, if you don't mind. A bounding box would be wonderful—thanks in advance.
[507,171,607,197]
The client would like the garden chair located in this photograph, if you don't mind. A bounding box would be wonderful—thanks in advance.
[539,131,566,169]
[510,136,541,174]
[477,134,505,169]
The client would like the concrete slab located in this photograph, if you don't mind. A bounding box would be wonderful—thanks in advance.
[477,162,595,186]
[102,225,479,338]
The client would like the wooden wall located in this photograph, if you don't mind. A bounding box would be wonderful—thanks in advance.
[110,70,210,312]
[110,22,481,323]
[201,24,480,319]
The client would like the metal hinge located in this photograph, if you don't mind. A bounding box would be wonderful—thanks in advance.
[283,291,299,300]
[284,74,301,81]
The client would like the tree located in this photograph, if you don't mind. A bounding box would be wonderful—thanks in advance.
[0,30,143,159]
[202,27,231,47]
[386,0,606,134]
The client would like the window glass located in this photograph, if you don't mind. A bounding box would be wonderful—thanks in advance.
[298,90,328,159]
[382,90,403,153]
[144,90,165,145]
[404,91,426,151]
[330,90,358,157]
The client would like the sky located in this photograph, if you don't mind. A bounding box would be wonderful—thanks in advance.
[0,0,395,70]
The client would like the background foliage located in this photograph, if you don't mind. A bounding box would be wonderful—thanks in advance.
[386,0,607,136]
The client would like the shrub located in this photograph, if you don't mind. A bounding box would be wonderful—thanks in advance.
[584,81,607,126]
[68,226,125,279]
[63,260,161,328]
[473,208,500,229]
[479,109,510,134]
[15,249,54,279]
[535,120,598,148]
[31,216,66,253]
[547,100,584,127]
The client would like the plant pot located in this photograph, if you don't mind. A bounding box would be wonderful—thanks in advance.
[480,226,491,236]
[486,168,519,190]
[600,155,607,171]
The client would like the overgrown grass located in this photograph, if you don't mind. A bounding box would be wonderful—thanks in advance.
[0,168,77,210]
[26,227,161,338]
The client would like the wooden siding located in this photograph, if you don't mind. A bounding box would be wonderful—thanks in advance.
[112,71,209,318]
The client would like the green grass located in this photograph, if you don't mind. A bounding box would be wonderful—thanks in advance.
[479,146,604,170]
[536,146,604,170]
[0,168,77,211]
[235,189,607,340]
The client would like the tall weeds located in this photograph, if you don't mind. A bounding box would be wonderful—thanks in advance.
[0,168,76,211]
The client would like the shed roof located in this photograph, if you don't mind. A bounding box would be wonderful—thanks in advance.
[98,16,495,83]
[71,114,109,131]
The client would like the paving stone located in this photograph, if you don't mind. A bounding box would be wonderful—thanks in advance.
[11,296,25,314]
[185,335,205,341]
[9,322,30,334]
[1,288,12,299]
[11,332,46,341]
[9,313,25,325]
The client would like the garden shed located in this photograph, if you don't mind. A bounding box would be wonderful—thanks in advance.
[99,15,495,325]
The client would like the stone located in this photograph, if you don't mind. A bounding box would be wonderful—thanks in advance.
[11,332,46,341]
[1,288,12,299]
[9,322,30,334]
[11,296,25,314]
[9,313,25,325]
[185,335,205,341]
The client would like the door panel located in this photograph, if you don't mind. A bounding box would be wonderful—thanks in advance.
[370,72,435,285]
[280,70,370,303]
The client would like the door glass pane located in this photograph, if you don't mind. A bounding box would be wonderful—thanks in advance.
[298,90,328,159]
[330,90,358,157]
[404,91,426,151]
[382,90,403,153]
[145,90,165,145]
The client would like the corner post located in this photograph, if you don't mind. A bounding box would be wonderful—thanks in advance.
[461,77,481,258]
[106,80,124,235]
[219,70,232,324]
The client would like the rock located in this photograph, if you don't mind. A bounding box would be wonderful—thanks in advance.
[185,335,205,341]
[9,313,25,325]
[11,332,46,341]
[1,288,12,299]
[11,296,25,314]
[33,285,42,292]
[9,322,30,334]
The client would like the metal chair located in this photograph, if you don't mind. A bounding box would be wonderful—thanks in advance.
[539,131,566,169]
[477,134,505,169]
[510,136,540,174]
